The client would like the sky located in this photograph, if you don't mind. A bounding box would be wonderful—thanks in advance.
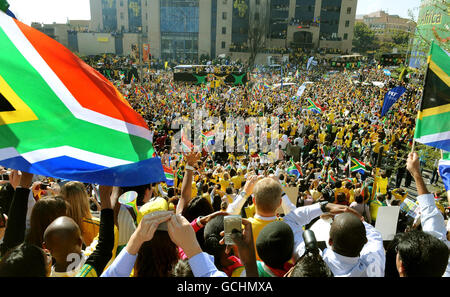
[7,0,421,26]
[355,0,421,20]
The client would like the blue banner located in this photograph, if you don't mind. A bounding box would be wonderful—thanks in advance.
[381,86,406,117]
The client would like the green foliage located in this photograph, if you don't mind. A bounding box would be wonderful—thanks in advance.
[352,23,379,54]
[416,144,442,170]
[392,31,411,46]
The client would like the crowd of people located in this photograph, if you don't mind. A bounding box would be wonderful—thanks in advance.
[0,53,449,278]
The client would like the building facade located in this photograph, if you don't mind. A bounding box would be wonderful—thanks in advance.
[87,0,358,62]
[355,10,416,42]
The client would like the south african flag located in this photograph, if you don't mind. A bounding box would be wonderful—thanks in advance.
[414,42,450,152]
[306,98,323,114]
[0,12,165,186]
[350,157,366,174]
[163,165,174,186]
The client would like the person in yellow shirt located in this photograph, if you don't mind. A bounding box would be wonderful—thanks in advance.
[219,172,231,191]
[319,130,326,144]
[230,170,245,190]
[374,171,389,195]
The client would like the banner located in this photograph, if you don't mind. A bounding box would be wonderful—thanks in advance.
[296,83,307,98]
[380,86,406,117]
[142,43,150,62]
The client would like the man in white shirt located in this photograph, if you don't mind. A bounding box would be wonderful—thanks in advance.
[320,212,385,277]
[398,152,450,277]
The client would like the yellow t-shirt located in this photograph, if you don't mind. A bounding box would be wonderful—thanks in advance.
[219,179,231,191]
[248,216,282,261]
[81,217,100,247]
[375,176,388,195]
[231,175,245,190]
[191,181,198,198]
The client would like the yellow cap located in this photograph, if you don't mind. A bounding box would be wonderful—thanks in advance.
[137,197,169,224]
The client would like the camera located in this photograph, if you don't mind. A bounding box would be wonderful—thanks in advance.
[40,183,50,190]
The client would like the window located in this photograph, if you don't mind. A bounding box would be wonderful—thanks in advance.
[120,12,124,20]
[222,12,227,20]
[256,0,260,4]
[222,27,226,34]
[120,0,123,7]
[255,12,259,21]
[343,33,348,40]
[345,20,350,27]
[347,7,351,14]
[221,41,226,48]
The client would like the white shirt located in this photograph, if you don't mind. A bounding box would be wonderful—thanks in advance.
[321,221,385,277]
[417,194,450,277]
[101,248,226,277]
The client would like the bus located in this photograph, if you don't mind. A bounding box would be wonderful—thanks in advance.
[379,53,405,66]
[328,54,366,69]
[173,64,247,85]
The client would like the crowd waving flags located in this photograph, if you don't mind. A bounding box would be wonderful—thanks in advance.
[1,1,450,281]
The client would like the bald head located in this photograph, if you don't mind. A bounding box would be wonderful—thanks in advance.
[253,178,282,215]
[43,216,82,258]
[329,213,367,257]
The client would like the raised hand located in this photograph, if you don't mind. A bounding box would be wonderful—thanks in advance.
[167,214,202,258]
[126,211,173,255]
[183,151,202,167]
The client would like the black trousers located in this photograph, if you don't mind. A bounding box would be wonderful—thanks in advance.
[396,166,412,188]
[430,168,439,184]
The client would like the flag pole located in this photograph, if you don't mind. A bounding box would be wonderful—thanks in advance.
[412,42,434,153]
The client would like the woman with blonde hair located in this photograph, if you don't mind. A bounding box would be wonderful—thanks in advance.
[61,181,99,246]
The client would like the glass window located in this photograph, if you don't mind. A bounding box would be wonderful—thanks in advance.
[344,33,348,40]
[222,41,226,48]
[347,7,351,14]
[222,27,226,34]
[223,11,227,20]
[345,20,349,27]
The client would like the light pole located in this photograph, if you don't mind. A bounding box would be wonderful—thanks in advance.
[138,26,143,82]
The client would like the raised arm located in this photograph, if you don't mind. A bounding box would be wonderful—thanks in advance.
[0,171,33,257]
[407,152,448,242]
[177,152,201,215]
[226,175,258,215]
[79,185,117,276]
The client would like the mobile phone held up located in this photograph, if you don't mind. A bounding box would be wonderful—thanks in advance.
[223,215,242,245]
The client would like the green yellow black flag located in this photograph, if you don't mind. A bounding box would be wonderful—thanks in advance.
[414,42,450,152]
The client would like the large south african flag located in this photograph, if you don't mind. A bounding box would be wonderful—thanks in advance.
[413,42,450,152]
[0,12,165,186]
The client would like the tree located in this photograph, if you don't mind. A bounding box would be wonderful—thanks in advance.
[246,2,268,68]
[392,31,411,46]
[352,23,379,54]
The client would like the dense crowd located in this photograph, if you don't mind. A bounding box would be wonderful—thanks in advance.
[0,54,448,278]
